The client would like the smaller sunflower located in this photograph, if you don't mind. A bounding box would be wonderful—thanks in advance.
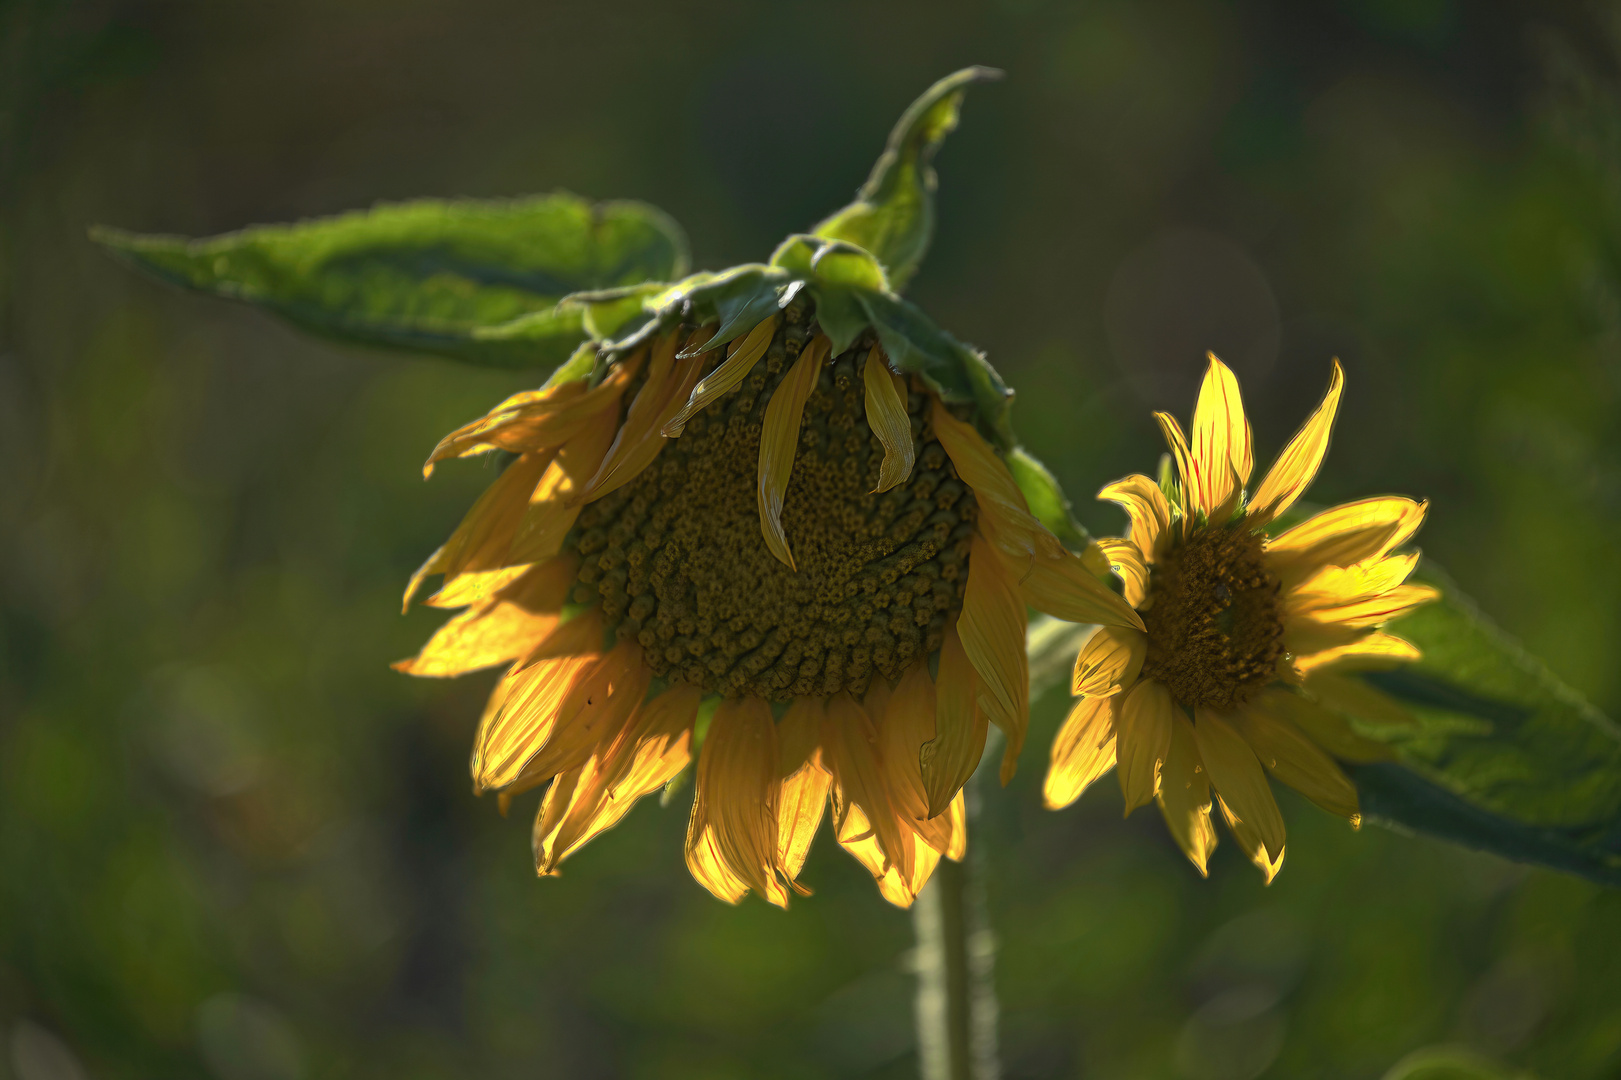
[1043,356,1438,881]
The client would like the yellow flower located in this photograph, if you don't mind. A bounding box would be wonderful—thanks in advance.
[398,296,1141,907]
[1043,355,1437,882]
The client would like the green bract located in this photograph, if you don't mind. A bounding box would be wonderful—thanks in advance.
[96,68,1621,890]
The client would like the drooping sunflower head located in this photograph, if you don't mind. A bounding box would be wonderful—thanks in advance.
[1045,355,1438,882]
[396,69,1142,908]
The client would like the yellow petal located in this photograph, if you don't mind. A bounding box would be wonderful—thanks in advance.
[1290,631,1422,679]
[685,811,751,904]
[1115,678,1174,816]
[1192,708,1285,861]
[1231,701,1359,821]
[1191,354,1253,512]
[1042,695,1119,810]
[823,693,914,883]
[517,607,605,665]
[573,330,708,504]
[425,353,640,470]
[920,621,990,818]
[943,791,968,861]
[1156,712,1217,875]
[1216,796,1286,885]
[1286,552,1421,614]
[661,315,780,437]
[1249,359,1343,524]
[1254,687,1393,764]
[1098,537,1150,607]
[777,752,832,889]
[1097,474,1172,561]
[879,661,954,855]
[599,684,700,798]
[507,406,621,564]
[1265,497,1427,589]
[863,349,916,492]
[958,536,1029,784]
[757,335,828,569]
[394,603,558,679]
[470,651,596,793]
[1016,543,1145,630]
[689,697,787,907]
[1154,410,1201,517]
[1072,626,1148,697]
[1292,583,1441,631]
[500,641,650,793]
[404,448,555,610]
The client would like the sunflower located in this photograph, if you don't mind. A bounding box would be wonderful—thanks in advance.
[393,70,1141,908]
[1042,356,1438,882]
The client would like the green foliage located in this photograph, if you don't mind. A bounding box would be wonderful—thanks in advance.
[93,193,689,368]
[1005,447,1092,550]
[813,66,1002,291]
[1350,565,1621,886]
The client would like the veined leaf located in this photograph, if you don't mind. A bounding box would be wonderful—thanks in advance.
[814,66,1001,291]
[93,193,689,369]
[1348,564,1621,885]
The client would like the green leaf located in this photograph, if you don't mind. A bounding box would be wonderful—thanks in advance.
[813,66,1001,291]
[770,234,890,355]
[1345,563,1621,886]
[93,193,689,369]
[856,290,1014,448]
[1006,447,1092,550]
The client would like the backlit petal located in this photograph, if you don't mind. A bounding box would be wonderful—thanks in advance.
[690,697,787,907]
[823,693,913,883]
[1232,701,1359,822]
[1155,411,1200,517]
[1072,626,1148,698]
[777,752,832,889]
[507,406,620,564]
[574,330,710,503]
[1156,713,1217,875]
[863,347,915,492]
[958,536,1029,784]
[1193,708,1285,861]
[1043,695,1119,810]
[1216,796,1286,884]
[471,651,596,793]
[758,335,827,569]
[1115,678,1174,816]
[1098,537,1150,607]
[1191,354,1253,512]
[1290,631,1422,679]
[1266,497,1427,589]
[921,621,989,818]
[1098,474,1172,561]
[662,315,780,437]
[1249,359,1343,524]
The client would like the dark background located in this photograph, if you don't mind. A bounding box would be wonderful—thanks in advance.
[3,1,1620,1077]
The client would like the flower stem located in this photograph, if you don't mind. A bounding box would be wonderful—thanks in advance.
[913,739,1000,1080]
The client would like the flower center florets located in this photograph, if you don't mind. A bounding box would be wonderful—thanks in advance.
[1139,523,1284,711]
[565,306,978,700]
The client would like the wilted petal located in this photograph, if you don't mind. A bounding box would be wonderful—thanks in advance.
[864,347,916,492]
[662,315,779,437]
[758,336,827,569]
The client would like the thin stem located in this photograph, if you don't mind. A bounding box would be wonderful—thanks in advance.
[913,735,1000,1080]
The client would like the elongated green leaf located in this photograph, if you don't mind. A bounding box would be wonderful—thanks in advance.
[93,193,689,369]
[1006,447,1091,550]
[1347,564,1621,885]
[814,66,1001,291]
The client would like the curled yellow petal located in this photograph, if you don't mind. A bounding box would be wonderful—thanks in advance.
[1156,712,1217,875]
[1098,474,1171,561]
[1154,410,1200,517]
[1192,708,1285,862]
[1115,678,1174,816]
[1265,497,1427,589]
[1191,354,1253,513]
[863,347,915,492]
[1042,695,1119,810]
[1098,537,1149,607]
[1072,626,1147,697]
[471,652,597,794]
[957,535,1029,784]
[777,751,831,890]
[823,693,913,883]
[1286,551,1421,614]
[758,335,827,570]
[1248,359,1344,524]
[574,329,710,504]
[662,315,780,438]
[1290,630,1422,679]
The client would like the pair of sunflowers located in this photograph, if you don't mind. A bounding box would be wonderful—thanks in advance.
[400,300,1434,905]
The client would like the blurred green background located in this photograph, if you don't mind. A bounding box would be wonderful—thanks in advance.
[3,1,1620,1077]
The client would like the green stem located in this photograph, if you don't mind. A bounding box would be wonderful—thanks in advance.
[913,740,1000,1080]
